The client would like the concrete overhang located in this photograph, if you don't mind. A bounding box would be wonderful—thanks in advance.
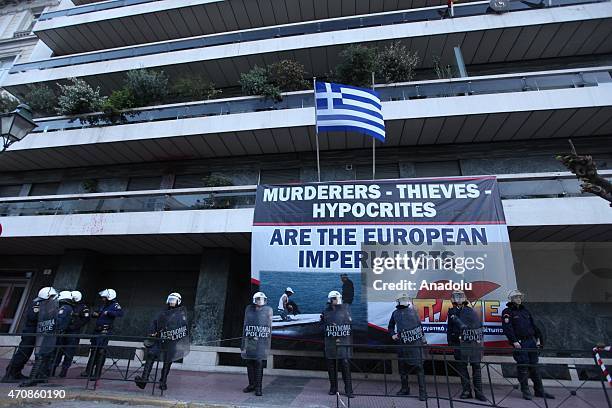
[35,0,462,55]
[0,83,610,171]
[0,197,610,254]
[7,2,612,95]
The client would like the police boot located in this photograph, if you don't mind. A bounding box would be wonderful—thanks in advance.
[1,364,19,383]
[417,367,427,401]
[20,357,45,387]
[472,364,487,401]
[326,359,338,395]
[135,358,154,389]
[159,362,171,391]
[92,349,106,380]
[530,367,555,399]
[340,359,354,398]
[243,362,255,393]
[396,375,410,395]
[517,366,533,400]
[254,360,264,396]
[80,349,97,377]
[458,364,472,399]
[58,366,68,378]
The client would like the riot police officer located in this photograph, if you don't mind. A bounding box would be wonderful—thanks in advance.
[321,290,353,398]
[502,289,554,400]
[53,290,89,377]
[446,290,486,401]
[1,288,47,383]
[135,292,189,391]
[81,289,123,379]
[241,292,272,396]
[60,291,90,377]
[388,294,427,401]
[21,287,59,387]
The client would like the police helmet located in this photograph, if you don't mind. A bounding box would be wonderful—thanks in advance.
[99,288,117,301]
[37,287,58,300]
[507,289,524,303]
[328,290,342,304]
[71,290,82,302]
[58,290,72,302]
[396,293,412,307]
[252,291,267,305]
[166,292,182,307]
[451,290,467,304]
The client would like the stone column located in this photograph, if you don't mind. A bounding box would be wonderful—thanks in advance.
[52,250,95,291]
[192,248,232,345]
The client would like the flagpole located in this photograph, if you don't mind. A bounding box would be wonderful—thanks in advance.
[313,77,321,182]
[371,72,376,180]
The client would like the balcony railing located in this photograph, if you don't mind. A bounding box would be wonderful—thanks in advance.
[0,172,609,218]
[38,0,157,21]
[30,66,612,134]
[15,0,604,74]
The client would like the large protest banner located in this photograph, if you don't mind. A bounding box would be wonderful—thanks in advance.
[251,177,516,346]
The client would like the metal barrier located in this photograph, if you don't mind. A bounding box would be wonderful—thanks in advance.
[0,332,610,406]
[333,343,611,408]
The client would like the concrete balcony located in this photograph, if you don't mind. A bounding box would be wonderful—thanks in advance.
[1,67,611,171]
[7,0,611,95]
[35,0,461,55]
[0,172,611,254]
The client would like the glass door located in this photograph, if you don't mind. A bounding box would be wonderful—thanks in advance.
[0,281,28,333]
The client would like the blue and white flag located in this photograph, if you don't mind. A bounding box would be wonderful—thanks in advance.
[315,81,385,142]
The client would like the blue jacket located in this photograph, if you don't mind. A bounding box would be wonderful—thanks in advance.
[67,302,90,333]
[22,299,41,333]
[57,301,74,333]
[95,300,124,329]
[501,302,543,345]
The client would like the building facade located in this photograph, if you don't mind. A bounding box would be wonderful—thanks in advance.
[0,0,611,358]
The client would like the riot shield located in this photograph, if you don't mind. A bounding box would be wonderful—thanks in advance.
[36,298,59,355]
[157,306,190,362]
[458,306,483,363]
[241,304,273,360]
[323,304,352,359]
[393,307,425,364]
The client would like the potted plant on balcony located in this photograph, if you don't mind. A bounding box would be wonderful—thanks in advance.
[56,78,106,117]
[240,60,309,103]
[191,175,234,210]
[23,84,57,117]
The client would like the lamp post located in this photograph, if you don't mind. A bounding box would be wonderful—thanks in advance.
[1,104,37,152]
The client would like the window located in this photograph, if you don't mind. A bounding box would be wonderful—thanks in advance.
[127,176,161,191]
[22,7,44,34]
[0,184,21,198]
[174,174,210,189]
[0,56,15,82]
[356,163,400,180]
[259,168,300,184]
[414,161,462,177]
[28,182,59,196]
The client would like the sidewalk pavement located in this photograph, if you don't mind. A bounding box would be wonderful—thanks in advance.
[0,364,608,408]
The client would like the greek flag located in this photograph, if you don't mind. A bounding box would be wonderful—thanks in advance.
[315,81,385,142]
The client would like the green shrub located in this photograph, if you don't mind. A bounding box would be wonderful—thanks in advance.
[56,78,106,115]
[101,88,135,123]
[334,45,376,87]
[0,92,19,113]
[23,84,56,116]
[124,69,168,106]
[374,42,419,84]
[268,60,309,92]
[433,56,454,80]
[240,65,282,102]
[171,76,221,101]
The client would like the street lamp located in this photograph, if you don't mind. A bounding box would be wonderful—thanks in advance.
[1,104,37,152]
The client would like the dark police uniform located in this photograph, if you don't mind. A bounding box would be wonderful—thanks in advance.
[54,301,89,376]
[447,304,486,400]
[341,278,354,305]
[501,302,553,399]
[82,300,123,379]
[1,299,40,382]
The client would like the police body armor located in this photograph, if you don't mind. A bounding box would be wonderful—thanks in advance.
[392,307,425,365]
[36,298,59,356]
[156,306,190,362]
[241,304,273,360]
[322,304,352,359]
[457,306,483,364]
